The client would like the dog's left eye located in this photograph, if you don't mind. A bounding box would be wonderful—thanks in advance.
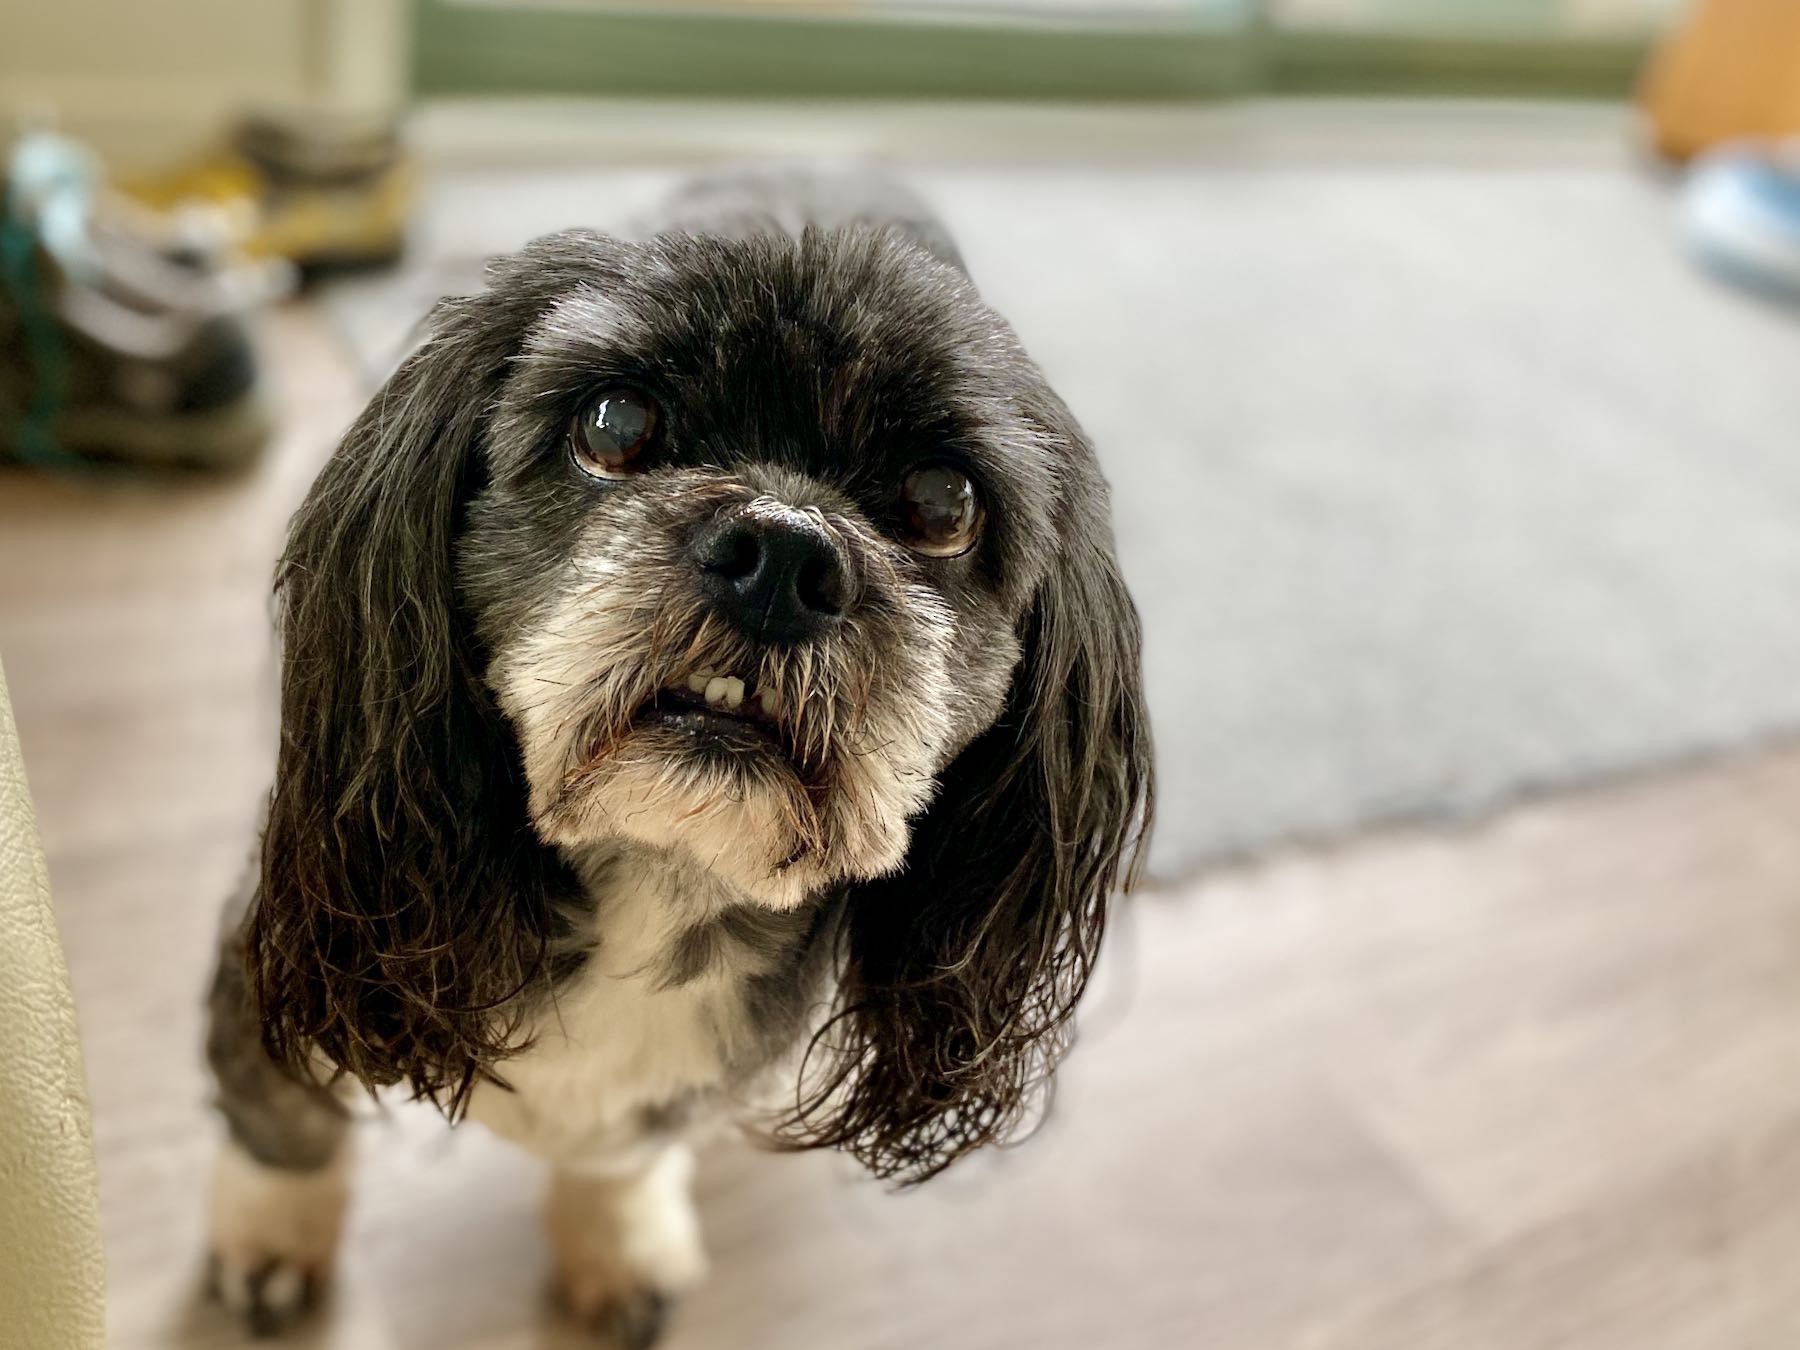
[570,388,659,478]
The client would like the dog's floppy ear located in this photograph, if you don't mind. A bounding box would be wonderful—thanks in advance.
[787,409,1154,1183]
[247,250,588,1111]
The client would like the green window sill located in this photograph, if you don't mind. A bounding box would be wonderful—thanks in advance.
[414,1,1651,102]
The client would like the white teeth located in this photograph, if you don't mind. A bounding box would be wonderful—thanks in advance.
[681,670,757,711]
[756,687,780,717]
[701,674,747,710]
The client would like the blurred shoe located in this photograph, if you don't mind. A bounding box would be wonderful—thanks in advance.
[1,131,274,470]
[124,112,412,274]
[1682,144,1800,304]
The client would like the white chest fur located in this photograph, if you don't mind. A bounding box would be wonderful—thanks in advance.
[465,850,766,1173]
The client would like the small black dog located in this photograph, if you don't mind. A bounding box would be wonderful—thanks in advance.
[204,169,1152,1343]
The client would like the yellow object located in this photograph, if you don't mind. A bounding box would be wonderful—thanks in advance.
[124,119,412,269]
[0,654,106,1348]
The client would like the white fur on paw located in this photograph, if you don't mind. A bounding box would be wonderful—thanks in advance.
[208,1139,348,1335]
[612,1148,708,1294]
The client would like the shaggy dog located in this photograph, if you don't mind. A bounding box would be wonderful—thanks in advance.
[203,170,1152,1345]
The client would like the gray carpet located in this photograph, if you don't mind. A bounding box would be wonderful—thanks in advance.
[324,144,1800,877]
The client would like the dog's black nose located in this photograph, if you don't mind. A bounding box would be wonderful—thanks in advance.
[691,508,850,646]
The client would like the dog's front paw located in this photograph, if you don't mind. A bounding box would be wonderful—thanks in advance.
[207,1139,348,1336]
[561,1282,670,1350]
[208,1252,318,1338]
[548,1147,706,1348]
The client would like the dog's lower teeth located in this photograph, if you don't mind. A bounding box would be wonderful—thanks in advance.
[686,672,711,695]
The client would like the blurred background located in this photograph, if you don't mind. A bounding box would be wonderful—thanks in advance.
[6,1,1800,1347]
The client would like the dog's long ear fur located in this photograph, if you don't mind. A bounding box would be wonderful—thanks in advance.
[247,249,590,1111]
[784,407,1154,1183]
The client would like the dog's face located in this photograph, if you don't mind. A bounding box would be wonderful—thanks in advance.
[463,232,1058,905]
[251,223,1152,1180]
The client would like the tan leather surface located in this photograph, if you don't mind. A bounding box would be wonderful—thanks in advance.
[0,655,105,1347]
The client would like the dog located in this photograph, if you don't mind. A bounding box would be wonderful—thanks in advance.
[203,169,1152,1344]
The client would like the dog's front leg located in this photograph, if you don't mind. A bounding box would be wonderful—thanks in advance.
[546,1143,707,1349]
[208,1135,350,1334]
[202,913,352,1335]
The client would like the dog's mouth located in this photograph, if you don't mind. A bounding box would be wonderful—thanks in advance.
[630,668,793,759]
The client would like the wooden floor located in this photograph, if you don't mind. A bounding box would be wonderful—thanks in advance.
[6,301,1800,1348]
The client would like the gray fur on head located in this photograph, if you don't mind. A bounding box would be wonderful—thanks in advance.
[248,173,1154,1182]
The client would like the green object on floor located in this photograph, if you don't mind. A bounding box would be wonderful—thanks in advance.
[0,211,73,469]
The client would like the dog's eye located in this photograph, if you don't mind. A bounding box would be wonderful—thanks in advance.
[570,388,659,478]
[898,464,983,558]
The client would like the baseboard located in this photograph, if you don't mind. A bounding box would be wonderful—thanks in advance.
[408,96,1641,170]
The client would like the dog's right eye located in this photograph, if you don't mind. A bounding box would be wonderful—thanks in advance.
[898,463,983,558]
[570,388,659,479]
